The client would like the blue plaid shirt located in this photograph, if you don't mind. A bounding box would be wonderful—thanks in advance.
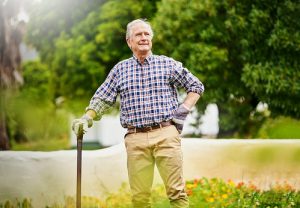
[86,54,204,128]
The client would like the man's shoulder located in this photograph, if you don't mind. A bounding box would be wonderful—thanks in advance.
[115,57,135,67]
[152,54,176,63]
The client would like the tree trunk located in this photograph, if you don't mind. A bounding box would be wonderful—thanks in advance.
[0,1,24,150]
[0,90,10,150]
[0,112,10,150]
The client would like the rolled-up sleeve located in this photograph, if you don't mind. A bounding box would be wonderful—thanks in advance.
[86,67,119,120]
[170,59,204,95]
[86,98,112,120]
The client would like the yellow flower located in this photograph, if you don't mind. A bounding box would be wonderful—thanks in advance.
[222,194,228,199]
[228,179,235,187]
[186,183,197,189]
[206,197,215,202]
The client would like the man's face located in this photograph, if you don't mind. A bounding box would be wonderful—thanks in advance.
[127,22,152,56]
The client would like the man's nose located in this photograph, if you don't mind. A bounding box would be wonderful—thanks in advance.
[141,33,148,39]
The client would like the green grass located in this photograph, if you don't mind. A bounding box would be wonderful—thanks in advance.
[11,136,70,151]
[8,98,114,151]
[8,100,72,151]
[257,117,300,139]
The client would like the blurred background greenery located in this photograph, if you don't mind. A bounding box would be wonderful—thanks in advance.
[0,0,299,150]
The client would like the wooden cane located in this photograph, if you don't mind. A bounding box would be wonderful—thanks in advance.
[76,124,84,208]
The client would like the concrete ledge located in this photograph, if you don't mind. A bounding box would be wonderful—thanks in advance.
[0,139,299,207]
[182,139,300,189]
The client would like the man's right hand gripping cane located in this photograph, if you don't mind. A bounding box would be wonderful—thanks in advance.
[72,114,93,136]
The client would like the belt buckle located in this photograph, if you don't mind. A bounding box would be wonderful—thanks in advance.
[144,126,152,132]
[136,123,163,133]
[150,124,161,131]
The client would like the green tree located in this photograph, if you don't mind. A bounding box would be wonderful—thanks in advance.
[152,0,300,137]
[26,0,106,63]
[21,60,51,101]
[241,0,300,118]
[27,0,158,102]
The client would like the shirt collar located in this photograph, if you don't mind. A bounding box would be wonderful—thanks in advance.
[133,53,153,65]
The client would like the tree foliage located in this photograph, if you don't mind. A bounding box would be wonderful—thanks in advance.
[26,0,106,62]
[241,1,300,118]
[23,0,300,137]
[21,60,51,101]
[152,0,300,136]
[27,0,158,100]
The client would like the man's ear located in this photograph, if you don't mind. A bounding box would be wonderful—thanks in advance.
[126,38,131,49]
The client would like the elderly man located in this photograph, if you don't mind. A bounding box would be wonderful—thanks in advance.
[73,19,204,208]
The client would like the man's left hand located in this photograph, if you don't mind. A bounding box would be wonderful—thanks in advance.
[172,104,190,134]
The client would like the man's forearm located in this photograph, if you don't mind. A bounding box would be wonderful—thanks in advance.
[182,92,201,110]
[85,97,113,120]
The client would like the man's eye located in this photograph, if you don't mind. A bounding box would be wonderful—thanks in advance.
[135,33,150,37]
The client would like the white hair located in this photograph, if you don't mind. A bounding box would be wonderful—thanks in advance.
[126,19,154,40]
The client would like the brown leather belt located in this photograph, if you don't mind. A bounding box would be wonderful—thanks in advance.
[127,120,173,133]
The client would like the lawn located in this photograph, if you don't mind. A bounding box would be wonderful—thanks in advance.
[257,117,300,139]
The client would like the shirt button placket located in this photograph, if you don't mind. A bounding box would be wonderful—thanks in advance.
[141,65,147,125]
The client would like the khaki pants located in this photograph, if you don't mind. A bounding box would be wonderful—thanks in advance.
[124,125,189,208]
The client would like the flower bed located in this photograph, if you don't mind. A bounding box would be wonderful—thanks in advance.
[1,178,299,208]
[186,178,299,207]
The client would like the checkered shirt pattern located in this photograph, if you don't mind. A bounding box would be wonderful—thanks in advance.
[86,54,204,128]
